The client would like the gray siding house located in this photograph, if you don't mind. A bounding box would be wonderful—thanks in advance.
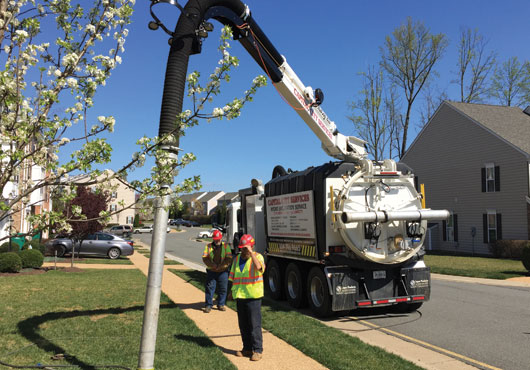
[401,101,530,255]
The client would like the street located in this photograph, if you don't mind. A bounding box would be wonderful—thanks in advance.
[135,228,530,370]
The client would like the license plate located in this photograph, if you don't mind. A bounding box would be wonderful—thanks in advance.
[373,270,386,279]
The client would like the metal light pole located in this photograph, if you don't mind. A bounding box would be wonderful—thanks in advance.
[137,149,177,370]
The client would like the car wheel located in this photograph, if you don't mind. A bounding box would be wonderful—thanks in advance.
[285,263,306,308]
[107,247,121,260]
[201,235,208,239]
[307,266,332,317]
[53,245,66,258]
[134,230,139,234]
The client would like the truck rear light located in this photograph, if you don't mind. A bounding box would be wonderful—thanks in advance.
[328,245,345,253]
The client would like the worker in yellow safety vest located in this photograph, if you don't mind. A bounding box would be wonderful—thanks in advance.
[228,234,266,362]
[202,229,232,313]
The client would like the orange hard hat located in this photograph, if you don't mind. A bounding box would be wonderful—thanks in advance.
[238,234,255,248]
[212,229,223,241]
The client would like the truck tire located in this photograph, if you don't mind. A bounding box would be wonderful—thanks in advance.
[285,263,306,308]
[266,258,283,300]
[307,266,332,317]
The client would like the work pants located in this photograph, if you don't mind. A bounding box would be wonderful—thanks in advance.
[205,269,228,307]
[236,298,263,354]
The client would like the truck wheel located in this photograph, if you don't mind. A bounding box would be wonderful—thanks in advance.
[307,266,332,317]
[285,263,306,308]
[266,259,283,300]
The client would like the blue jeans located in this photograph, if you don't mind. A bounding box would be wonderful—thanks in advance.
[236,298,263,354]
[205,270,228,307]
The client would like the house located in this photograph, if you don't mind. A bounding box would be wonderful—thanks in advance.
[401,101,530,255]
[217,192,239,208]
[178,192,207,215]
[67,170,136,225]
[0,142,52,240]
[177,191,226,215]
[199,191,225,215]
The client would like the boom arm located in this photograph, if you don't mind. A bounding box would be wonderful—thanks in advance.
[150,0,367,163]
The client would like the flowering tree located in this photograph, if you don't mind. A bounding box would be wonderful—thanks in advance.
[0,0,266,241]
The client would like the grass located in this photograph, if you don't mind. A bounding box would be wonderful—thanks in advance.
[0,269,235,370]
[43,256,132,264]
[425,254,528,279]
[170,269,421,370]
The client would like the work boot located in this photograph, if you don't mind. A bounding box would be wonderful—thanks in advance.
[250,352,262,361]
[218,305,226,311]
[204,306,212,313]
[235,349,252,357]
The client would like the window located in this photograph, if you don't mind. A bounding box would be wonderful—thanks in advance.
[110,204,117,212]
[483,211,502,243]
[482,163,500,192]
[442,213,458,242]
[111,191,117,199]
[97,233,113,241]
[126,216,134,224]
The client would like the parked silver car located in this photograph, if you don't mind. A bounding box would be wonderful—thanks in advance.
[46,232,134,259]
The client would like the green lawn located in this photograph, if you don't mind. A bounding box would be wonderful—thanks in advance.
[43,256,132,264]
[170,269,421,370]
[425,254,528,279]
[0,269,234,370]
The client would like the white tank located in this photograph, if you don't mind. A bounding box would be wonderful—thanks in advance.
[336,171,448,264]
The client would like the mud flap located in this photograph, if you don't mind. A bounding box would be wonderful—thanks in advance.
[327,267,359,311]
[401,267,431,300]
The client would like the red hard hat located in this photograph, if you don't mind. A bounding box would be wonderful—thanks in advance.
[212,229,223,241]
[238,234,255,248]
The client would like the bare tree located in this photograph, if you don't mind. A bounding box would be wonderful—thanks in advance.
[380,17,448,158]
[348,66,389,162]
[490,57,530,106]
[454,28,496,103]
[419,83,448,128]
[384,88,403,159]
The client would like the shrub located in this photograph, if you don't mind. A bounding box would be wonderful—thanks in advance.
[522,244,530,272]
[0,252,23,273]
[0,242,10,253]
[18,249,44,269]
[488,240,528,259]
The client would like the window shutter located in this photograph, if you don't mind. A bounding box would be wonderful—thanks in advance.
[495,166,500,192]
[496,214,502,240]
[454,214,458,242]
[414,176,419,191]
[481,168,486,192]
[483,214,488,243]
[442,220,447,241]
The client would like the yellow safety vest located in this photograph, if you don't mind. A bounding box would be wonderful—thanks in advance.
[202,242,231,261]
[229,252,265,299]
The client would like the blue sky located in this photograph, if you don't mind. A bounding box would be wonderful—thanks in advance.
[89,0,530,193]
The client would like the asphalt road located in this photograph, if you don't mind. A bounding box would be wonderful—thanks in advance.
[135,228,530,370]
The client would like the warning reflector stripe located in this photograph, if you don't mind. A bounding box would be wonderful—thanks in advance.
[396,298,409,303]
[412,296,425,301]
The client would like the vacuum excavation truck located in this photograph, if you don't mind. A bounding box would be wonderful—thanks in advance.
[149,0,450,316]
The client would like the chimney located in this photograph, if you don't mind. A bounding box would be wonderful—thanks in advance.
[524,106,530,116]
